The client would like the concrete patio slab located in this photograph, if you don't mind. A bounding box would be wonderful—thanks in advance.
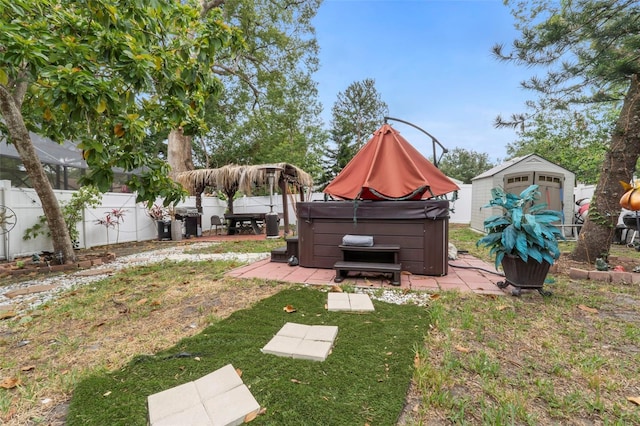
[346,293,375,311]
[153,403,211,426]
[278,322,311,339]
[261,335,303,357]
[148,381,201,425]
[194,364,244,402]
[293,339,334,361]
[304,324,339,342]
[202,384,260,426]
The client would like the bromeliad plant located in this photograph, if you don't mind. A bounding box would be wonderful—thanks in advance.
[147,204,169,221]
[477,185,564,270]
[95,208,127,247]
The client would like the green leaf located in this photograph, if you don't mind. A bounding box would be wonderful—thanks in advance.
[96,98,107,113]
[515,232,528,258]
[528,245,543,263]
[0,68,8,85]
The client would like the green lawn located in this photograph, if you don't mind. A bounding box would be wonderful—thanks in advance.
[66,287,429,425]
[9,226,639,425]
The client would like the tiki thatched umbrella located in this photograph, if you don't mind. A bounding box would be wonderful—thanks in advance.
[175,164,245,213]
[175,163,313,234]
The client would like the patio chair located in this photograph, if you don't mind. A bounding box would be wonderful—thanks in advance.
[210,215,226,235]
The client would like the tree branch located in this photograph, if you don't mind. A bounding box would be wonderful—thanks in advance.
[212,64,262,109]
[10,71,30,110]
[200,0,226,17]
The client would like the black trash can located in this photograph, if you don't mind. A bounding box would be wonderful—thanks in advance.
[157,220,171,241]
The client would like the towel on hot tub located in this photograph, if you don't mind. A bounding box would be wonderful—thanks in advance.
[342,234,374,247]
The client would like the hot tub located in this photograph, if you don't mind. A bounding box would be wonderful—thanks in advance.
[296,200,450,276]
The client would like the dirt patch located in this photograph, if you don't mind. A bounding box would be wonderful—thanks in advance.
[552,251,640,275]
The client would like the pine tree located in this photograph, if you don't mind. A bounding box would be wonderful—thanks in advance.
[494,0,640,263]
[321,79,388,187]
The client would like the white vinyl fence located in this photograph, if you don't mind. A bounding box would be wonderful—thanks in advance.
[0,181,213,260]
[0,180,593,260]
[0,180,323,260]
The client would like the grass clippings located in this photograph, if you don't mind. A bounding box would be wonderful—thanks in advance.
[66,287,428,425]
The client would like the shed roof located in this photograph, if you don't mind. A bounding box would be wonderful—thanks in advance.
[472,154,573,181]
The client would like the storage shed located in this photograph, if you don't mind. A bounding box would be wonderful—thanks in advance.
[470,154,576,233]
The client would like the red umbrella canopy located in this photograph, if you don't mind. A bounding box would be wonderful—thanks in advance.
[323,124,460,200]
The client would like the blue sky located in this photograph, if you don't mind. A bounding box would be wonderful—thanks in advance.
[312,0,537,163]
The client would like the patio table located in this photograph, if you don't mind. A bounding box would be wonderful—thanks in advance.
[225,213,266,235]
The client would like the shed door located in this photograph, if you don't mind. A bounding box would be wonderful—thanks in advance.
[504,172,564,217]
[534,172,563,214]
[504,172,534,199]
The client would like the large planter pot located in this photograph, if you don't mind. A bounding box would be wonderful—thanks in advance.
[498,254,553,297]
[171,220,183,241]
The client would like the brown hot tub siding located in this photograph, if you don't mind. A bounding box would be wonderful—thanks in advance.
[297,200,449,276]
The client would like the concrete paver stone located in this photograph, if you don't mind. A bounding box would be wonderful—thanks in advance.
[147,363,260,426]
[327,292,351,311]
[347,293,375,311]
[304,324,339,342]
[278,322,311,339]
[261,322,339,362]
[327,292,375,312]
[203,385,260,426]
[261,335,303,357]
[293,339,334,361]
[194,364,244,401]
[148,381,201,425]
[153,403,211,426]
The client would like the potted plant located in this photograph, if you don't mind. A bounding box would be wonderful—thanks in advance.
[476,184,563,296]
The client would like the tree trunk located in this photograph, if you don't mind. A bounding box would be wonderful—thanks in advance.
[167,128,194,179]
[571,74,640,262]
[224,189,235,214]
[0,90,76,263]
